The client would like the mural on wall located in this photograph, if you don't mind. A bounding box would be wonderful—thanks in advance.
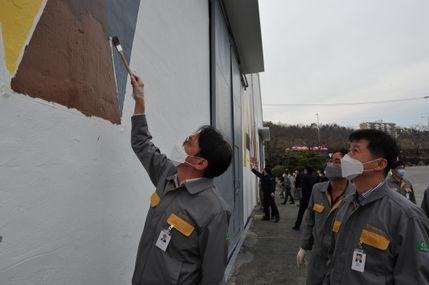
[243,89,259,167]
[0,0,141,124]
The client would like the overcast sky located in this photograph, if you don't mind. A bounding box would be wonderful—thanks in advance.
[259,0,429,129]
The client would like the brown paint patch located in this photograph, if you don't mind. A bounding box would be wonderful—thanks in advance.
[11,0,121,124]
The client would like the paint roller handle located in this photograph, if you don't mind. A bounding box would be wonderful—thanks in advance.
[131,74,145,114]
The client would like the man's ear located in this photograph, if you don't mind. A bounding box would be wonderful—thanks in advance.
[376,158,388,172]
[193,158,208,171]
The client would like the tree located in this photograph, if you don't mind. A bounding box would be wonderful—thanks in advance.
[272,165,286,178]
[283,151,324,171]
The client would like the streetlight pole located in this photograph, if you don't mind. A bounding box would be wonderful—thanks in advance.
[315,113,320,146]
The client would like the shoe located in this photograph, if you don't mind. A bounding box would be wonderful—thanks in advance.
[290,201,295,204]
[281,201,286,205]
[262,216,270,221]
[274,217,280,223]
[292,226,300,231]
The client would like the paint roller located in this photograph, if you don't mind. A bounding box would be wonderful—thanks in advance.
[111,35,133,77]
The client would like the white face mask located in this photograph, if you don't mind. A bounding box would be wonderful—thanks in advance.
[340,154,363,180]
[169,143,203,168]
[169,144,188,166]
[340,154,381,180]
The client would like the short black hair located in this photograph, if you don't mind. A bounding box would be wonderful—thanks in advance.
[348,129,399,176]
[391,160,405,169]
[304,166,314,174]
[331,148,348,157]
[264,166,273,176]
[197,126,232,178]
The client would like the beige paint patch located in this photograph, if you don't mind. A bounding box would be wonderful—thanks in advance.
[0,0,44,74]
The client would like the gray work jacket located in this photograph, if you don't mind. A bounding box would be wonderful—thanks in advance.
[131,115,231,285]
[301,181,355,285]
[327,182,429,284]
[385,174,416,204]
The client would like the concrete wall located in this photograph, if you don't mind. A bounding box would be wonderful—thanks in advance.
[1,1,209,284]
[0,0,263,283]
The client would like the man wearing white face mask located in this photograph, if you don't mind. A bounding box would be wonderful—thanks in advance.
[385,160,416,203]
[297,149,355,285]
[129,74,233,285]
[325,129,429,285]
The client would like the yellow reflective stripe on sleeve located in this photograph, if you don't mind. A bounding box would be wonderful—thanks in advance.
[332,220,342,233]
[313,203,325,213]
[150,192,161,207]
[167,213,195,237]
[359,229,390,250]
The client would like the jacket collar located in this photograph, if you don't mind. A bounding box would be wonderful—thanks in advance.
[166,174,213,195]
[356,181,388,206]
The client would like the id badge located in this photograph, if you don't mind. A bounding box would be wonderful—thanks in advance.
[351,248,366,272]
[156,228,172,252]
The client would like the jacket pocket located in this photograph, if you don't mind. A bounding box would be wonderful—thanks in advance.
[359,229,390,250]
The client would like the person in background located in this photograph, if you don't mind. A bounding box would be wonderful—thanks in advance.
[288,171,296,203]
[297,149,354,285]
[282,171,295,205]
[251,164,280,223]
[317,168,329,183]
[294,170,303,206]
[422,184,429,218]
[293,167,318,230]
[326,129,429,284]
[280,170,288,199]
[385,160,416,203]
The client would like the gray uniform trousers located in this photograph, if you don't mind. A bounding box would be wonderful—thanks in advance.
[301,181,355,285]
[131,115,231,285]
[326,183,429,284]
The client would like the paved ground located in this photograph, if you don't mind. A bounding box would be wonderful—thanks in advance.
[406,166,429,206]
[226,195,306,285]
[226,166,429,285]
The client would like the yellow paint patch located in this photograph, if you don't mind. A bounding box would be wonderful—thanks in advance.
[0,0,44,73]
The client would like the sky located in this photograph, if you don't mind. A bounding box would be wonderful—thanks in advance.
[259,0,429,129]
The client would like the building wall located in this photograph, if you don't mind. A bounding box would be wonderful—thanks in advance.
[360,121,397,137]
[0,0,263,283]
[242,74,264,224]
[0,1,210,284]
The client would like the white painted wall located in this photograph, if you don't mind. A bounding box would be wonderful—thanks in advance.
[0,0,210,284]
